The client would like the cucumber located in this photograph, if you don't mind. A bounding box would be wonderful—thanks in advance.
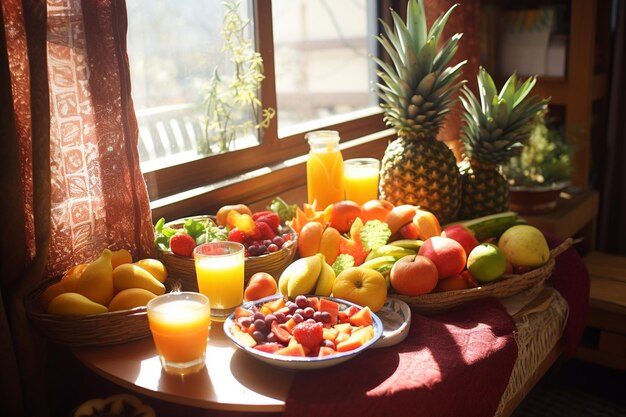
[450,211,524,241]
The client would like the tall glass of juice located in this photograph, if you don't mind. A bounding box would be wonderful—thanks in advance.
[306,130,345,209]
[344,158,380,205]
[193,241,245,322]
[147,291,211,376]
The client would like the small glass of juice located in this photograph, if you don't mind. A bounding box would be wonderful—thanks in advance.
[193,241,245,322]
[147,292,211,376]
[344,158,380,206]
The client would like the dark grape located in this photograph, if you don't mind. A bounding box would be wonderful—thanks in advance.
[253,312,265,321]
[313,311,323,322]
[254,318,267,332]
[272,236,285,247]
[303,307,315,319]
[263,239,273,247]
[274,312,286,323]
[266,332,278,343]
[295,295,308,308]
[264,314,277,327]
[319,311,332,323]
[294,308,305,317]
[292,313,304,323]
[267,243,279,253]
[252,331,266,343]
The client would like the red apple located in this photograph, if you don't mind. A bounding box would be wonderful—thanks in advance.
[328,200,361,233]
[389,255,439,296]
[399,222,420,240]
[441,224,479,257]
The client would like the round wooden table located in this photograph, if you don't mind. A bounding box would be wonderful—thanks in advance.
[73,324,294,412]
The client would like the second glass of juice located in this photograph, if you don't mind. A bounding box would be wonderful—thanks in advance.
[344,158,380,205]
[147,291,211,376]
[193,241,245,322]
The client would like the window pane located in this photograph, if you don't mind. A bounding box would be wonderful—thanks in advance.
[272,0,379,135]
[127,0,260,169]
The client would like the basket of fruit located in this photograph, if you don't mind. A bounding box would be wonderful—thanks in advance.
[154,203,297,291]
[385,228,575,314]
[25,249,173,347]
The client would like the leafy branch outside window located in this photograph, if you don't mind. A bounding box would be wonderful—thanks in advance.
[200,0,275,155]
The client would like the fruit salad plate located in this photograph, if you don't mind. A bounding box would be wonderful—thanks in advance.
[223,295,383,370]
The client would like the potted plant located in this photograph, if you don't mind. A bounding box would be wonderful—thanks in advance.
[502,108,576,214]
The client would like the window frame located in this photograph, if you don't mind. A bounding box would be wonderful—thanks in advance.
[144,0,402,219]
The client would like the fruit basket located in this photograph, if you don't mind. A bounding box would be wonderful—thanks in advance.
[25,276,174,347]
[388,238,574,313]
[156,215,297,291]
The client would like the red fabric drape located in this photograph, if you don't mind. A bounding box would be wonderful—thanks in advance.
[1,0,154,415]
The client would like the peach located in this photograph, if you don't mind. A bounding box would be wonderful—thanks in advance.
[385,204,417,235]
[216,204,252,226]
[441,224,479,256]
[244,272,278,301]
[412,209,441,240]
[318,226,341,265]
[297,221,324,257]
[360,199,394,223]
[328,200,361,233]
[418,236,467,279]
[390,255,438,296]
[433,273,471,292]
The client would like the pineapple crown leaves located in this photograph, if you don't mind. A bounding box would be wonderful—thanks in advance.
[460,67,550,166]
[372,0,466,140]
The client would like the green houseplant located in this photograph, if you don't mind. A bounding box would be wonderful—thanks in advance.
[199,0,275,155]
[502,108,575,213]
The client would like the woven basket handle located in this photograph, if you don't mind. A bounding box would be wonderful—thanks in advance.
[550,237,581,258]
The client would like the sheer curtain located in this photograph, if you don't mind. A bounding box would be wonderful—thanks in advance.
[1,1,153,415]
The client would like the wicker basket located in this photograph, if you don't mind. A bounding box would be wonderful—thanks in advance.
[156,215,298,291]
[24,276,170,347]
[388,238,574,314]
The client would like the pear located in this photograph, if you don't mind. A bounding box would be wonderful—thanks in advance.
[314,257,336,297]
[76,249,114,306]
[48,292,108,315]
[498,225,550,267]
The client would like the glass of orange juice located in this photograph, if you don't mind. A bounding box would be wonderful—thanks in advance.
[193,241,245,322]
[147,291,211,376]
[344,158,380,205]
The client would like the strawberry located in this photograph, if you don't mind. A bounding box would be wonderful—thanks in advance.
[255,221,276,240]
[252,211,281,232]
[228,228,246,244]
[170,233,196,257]
[292,320,324,349]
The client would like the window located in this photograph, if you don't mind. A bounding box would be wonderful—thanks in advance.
[126,0,390,214]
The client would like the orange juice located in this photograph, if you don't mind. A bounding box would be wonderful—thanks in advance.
[344,158,380,205]
[194,242,245,321]
[196,257,244,309]
[306,130,345,209]
[147,292,211,375]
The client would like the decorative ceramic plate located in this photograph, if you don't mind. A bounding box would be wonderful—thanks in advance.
[223,295,383,370]
[373,298,411,348]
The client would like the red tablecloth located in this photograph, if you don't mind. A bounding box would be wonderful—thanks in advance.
[285,239,589,417]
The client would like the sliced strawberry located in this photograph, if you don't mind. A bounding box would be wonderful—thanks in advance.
[292,320,324,350]
[271,321,292,344]
[169,233,196,257]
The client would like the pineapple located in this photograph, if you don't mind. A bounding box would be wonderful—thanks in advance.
[374,0,466,224]
[457,67,549,219]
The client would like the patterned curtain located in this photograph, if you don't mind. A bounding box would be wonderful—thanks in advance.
[1,0,154,415]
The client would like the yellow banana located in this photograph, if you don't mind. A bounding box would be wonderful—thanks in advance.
[314,258,336,297]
